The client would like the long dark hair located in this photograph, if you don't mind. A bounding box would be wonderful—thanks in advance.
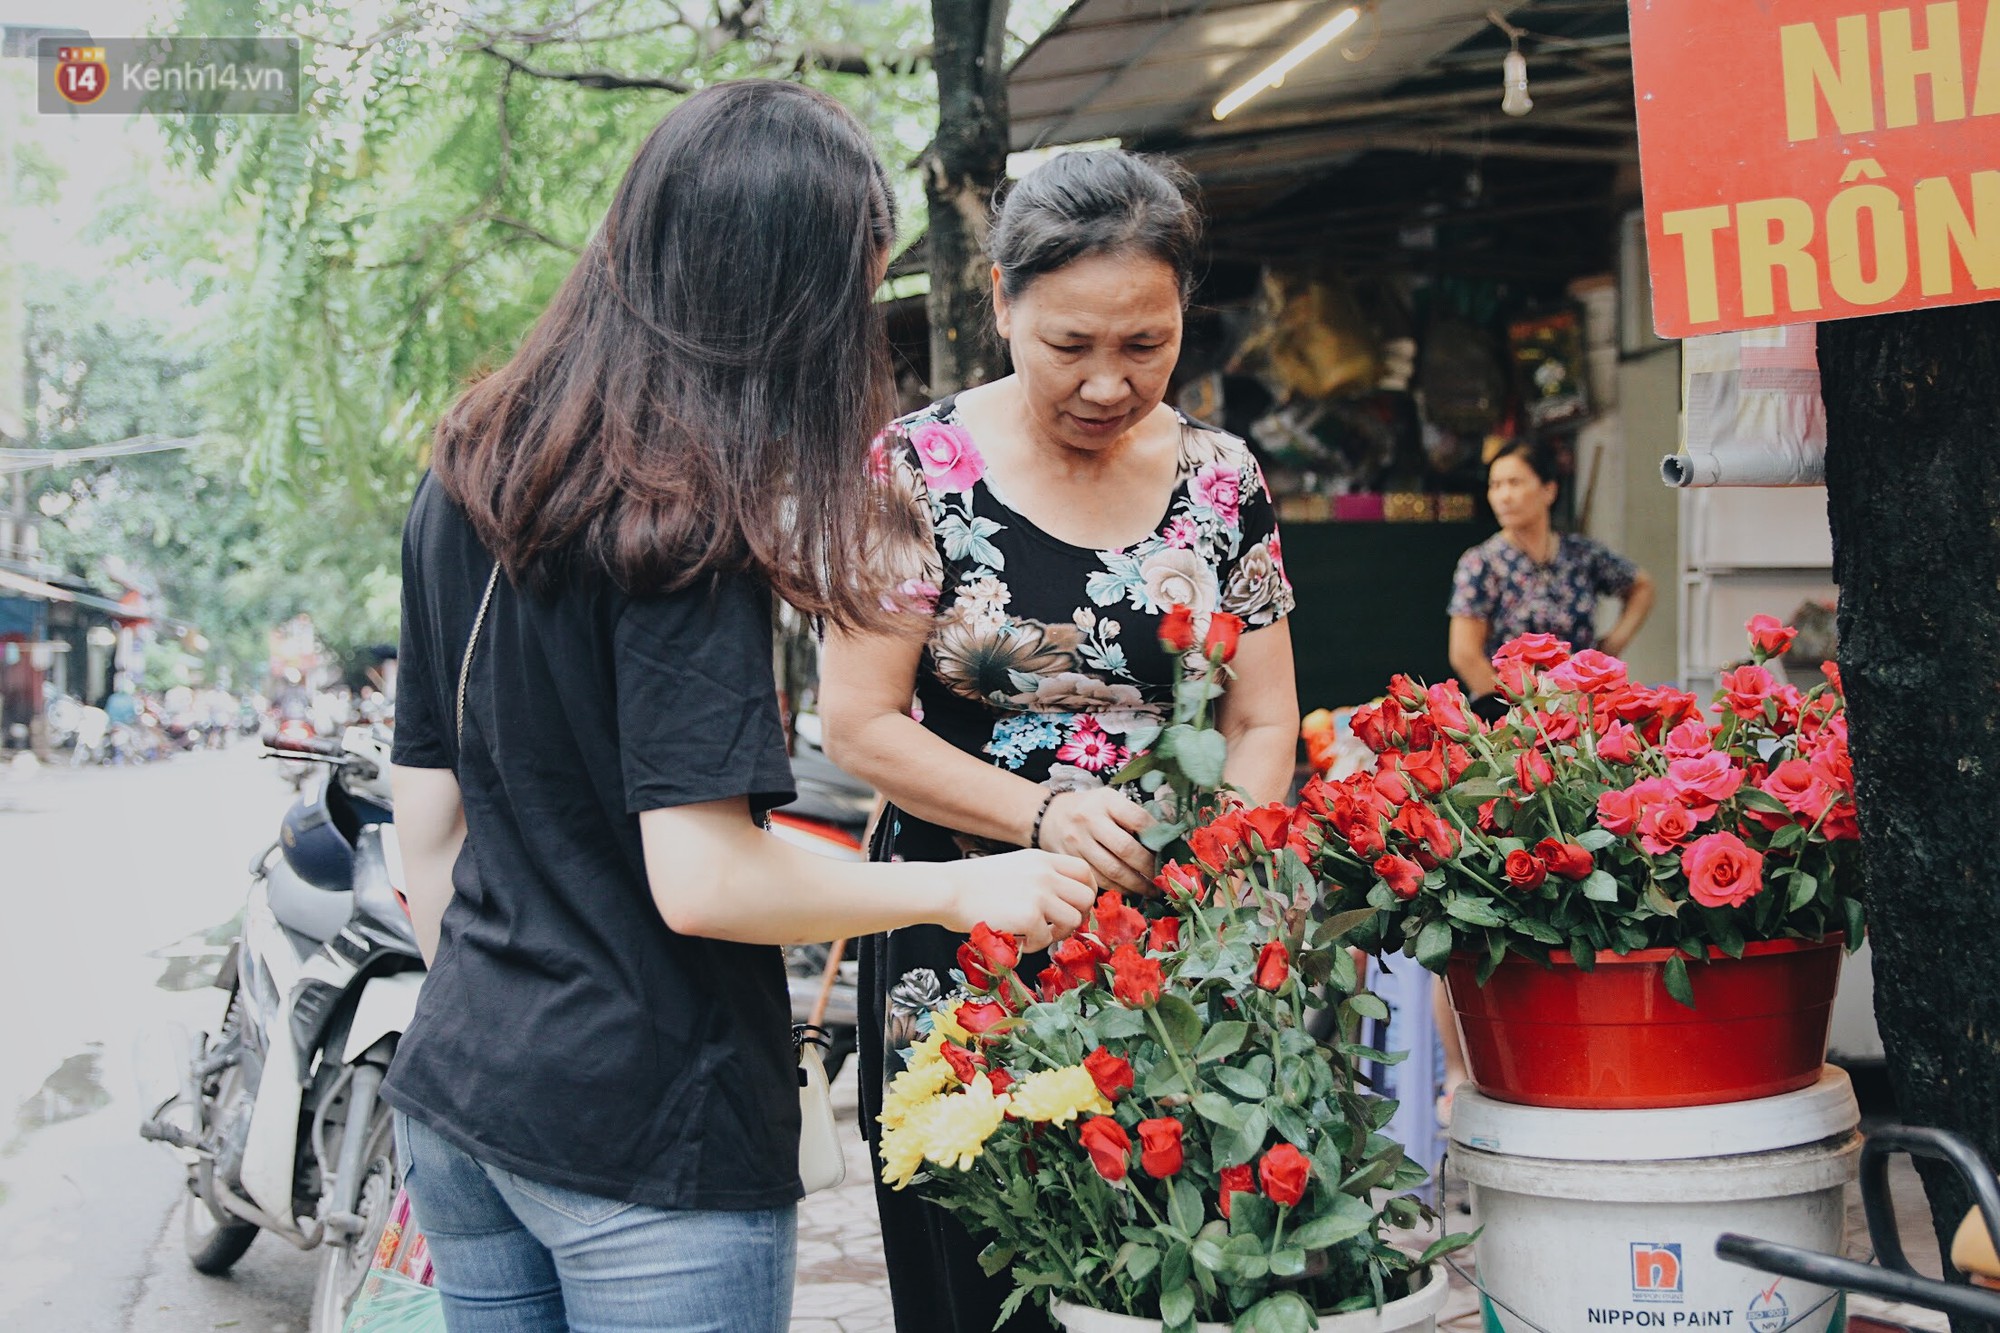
[431,80,904,627]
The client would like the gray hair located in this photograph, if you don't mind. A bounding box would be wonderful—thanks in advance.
[988,149,1203,304]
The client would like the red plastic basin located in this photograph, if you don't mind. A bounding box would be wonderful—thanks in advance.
[1445,937,1845,1110]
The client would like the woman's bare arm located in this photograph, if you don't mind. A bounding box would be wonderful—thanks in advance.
[1216,620,1300,807]
[1449,616,1498,697]
[389,764,466,964]
[1599,570,1657,656]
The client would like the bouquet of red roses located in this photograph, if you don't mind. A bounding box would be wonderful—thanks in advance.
[1314,617,1861,1004]
[878,611,1467,1332]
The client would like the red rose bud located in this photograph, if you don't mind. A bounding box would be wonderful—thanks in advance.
[969,922,1020,973]
[1154,860,1206,902]
[1092,891,1148,950]
[1503,849,1548,890]
[955,1000,1011,1037]
[1204,611,1245,663]
[1037,965,1078,1002]
[1136,1117,1186,1178]
[1084,1046,1134,1101]
[1374,853,1425,900]
[1148,916,1182,954]
[1254,940,1291,991]
[1051,936,1103,988]
[1258,1143,1311,1207]
[1533,838,1595,882]
[955,941,995,990]
[1476,798,1502,834]
[941,1042,982,1084]
[1822,660,1844,695]
[1188,814,1246,871]
[986,1068,1015,1096]
[1514,748,1554,793]
[1079,1115,1131,1183]
[1747,614,1799,660]
[1108,943,1164,1008]
[1219,1163,1255,1219]
[1388,673,1427,712]
[1159,604,1197,653]
[1243,803,1291,852]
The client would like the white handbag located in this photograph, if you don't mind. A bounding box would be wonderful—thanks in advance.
[794,1026,847,1194]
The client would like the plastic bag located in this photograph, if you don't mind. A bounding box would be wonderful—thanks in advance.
[342,1188,443,1332]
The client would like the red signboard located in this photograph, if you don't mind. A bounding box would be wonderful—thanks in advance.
[1629,0,2000,337]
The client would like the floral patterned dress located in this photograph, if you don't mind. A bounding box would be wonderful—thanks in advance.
[855,393,1294,1333]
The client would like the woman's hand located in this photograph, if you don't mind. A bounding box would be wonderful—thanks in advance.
[1038,789,1158,897]
[938,850,1098,953]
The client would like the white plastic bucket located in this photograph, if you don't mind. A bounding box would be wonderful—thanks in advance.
[1448,1068,1860,1333]
[1051,1263,1449,1333]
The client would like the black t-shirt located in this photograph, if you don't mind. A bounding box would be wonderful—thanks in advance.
[383,473,800,1210]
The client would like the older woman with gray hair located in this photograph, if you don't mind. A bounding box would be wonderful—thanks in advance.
[819,149,1300,1333]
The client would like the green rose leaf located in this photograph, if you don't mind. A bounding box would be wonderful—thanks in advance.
[1098,1006,1148,1040]
[1664,953,1697,1009]
[1142,820,1189,853]
[1577,827,1619,851]
[1193,1092,1244,1130]
[1169,1179,1205,1237]
[1159,1282,1197,1330]
[1195,1020,1249,1063]
[1415,919,1456,972]
[1155,994,1202,1051]
[1288,1192,1376,1249]
[1165,724,1227,788]
[1580,869,1621,903]
[1787,870,1819,911]
[1445,895,1506,927]
[1346,991,1390,1022]
[1311,906,1380,947]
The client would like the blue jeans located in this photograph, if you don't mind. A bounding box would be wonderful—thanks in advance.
[394,1112,797,1333]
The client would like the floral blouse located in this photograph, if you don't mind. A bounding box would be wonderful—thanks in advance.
[872,394,1296,863]
[1448,531,1638,657]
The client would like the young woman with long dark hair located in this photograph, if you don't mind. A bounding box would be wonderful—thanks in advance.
[385,81,1096,1332]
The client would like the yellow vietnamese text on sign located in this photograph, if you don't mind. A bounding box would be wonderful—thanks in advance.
[1631,0,2000,335]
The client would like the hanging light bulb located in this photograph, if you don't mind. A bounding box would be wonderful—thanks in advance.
[1501,45,1533,116]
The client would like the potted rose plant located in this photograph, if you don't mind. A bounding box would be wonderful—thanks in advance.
[1312,618,1862,1109]
[877,614,1469,1332]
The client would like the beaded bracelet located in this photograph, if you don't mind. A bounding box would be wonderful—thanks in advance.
[1030,790,1059,850]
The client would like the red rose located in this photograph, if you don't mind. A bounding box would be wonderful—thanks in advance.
[1534,838,1595,881]
[986,1068,1015,1096]
[1037,965,1077,1002]
[1747,615,1799,659]
[1809,736,1853,797]
[1596,721,1643,764]
[1242,803,1292,852]
[1720,664,1777,721]
[1189,814,1245,871]
[1639,803,1697,856]
[1596,786,1644,836]
[1108,943,1164,1007]
[1762,759,1833,820]
[1664,716,1716,761]
[1821,799,1861,841]
[955,1001,1011,1038]
[1476,798,1502,833]
[1822,660,1844,695]
[1093,892,1149,950]
[1136,1117,1185,1178]
[1349,701,1393,753]
[969,922,1020,973]
[1254,941,1291,991]
[956,941,995,990]
[1682,831,1766,908]
[1495,632,1573,669]
[1401,743,1450,795]
[1391,803,1458,863]
[1204,611,1245,663]
[1514,748,1554,794]
[1375,853,1425,899]
[1504,849,1548,890]
[1346,814,1387,859]
[1148,916,1182,954]
[1257,1143,1311,1207]
[1530,709,1582,747]
[1084,1046,1134,1101]
[1427,681,1473,735]
[941,1042,982,1084]
[1159,604,1197,653]
[1155,860,1206,902]
[1052,935,1105,988]
[1668,752,1745,819]
[1078,1115,1131,1182]
[1495,657,1537,701]
[1219,1164,1255,1219]
[1547,648,1628,694]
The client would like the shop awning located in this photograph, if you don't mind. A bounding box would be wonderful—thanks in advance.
[0,567,76,603]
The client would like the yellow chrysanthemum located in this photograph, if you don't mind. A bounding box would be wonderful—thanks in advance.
[1005,1065,1112,1126]
[878,1032,955,1132]
[931,1006,972,1044]
[916,1073,1010,1171]
[878,1111,932,1190]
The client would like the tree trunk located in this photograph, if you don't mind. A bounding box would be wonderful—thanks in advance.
[1820,301,2000,1330]
[923,0,1010,396]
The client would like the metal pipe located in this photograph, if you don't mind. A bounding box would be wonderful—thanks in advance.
[320,1063,384,1245]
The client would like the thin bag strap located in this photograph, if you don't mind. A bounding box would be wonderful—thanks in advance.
[455,562,501,749]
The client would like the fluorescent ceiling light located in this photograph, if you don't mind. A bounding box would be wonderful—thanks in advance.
[1213,6,1363,121]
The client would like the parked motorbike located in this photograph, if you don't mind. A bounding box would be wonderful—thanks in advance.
[770,737,876,1082]
[267,716,320,789]
[142,725,422,1333]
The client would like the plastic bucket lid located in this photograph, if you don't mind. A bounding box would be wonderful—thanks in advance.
[1448,1066,1858,1163]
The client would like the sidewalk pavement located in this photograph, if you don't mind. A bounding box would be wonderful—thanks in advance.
[792,1067,1951,1332]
